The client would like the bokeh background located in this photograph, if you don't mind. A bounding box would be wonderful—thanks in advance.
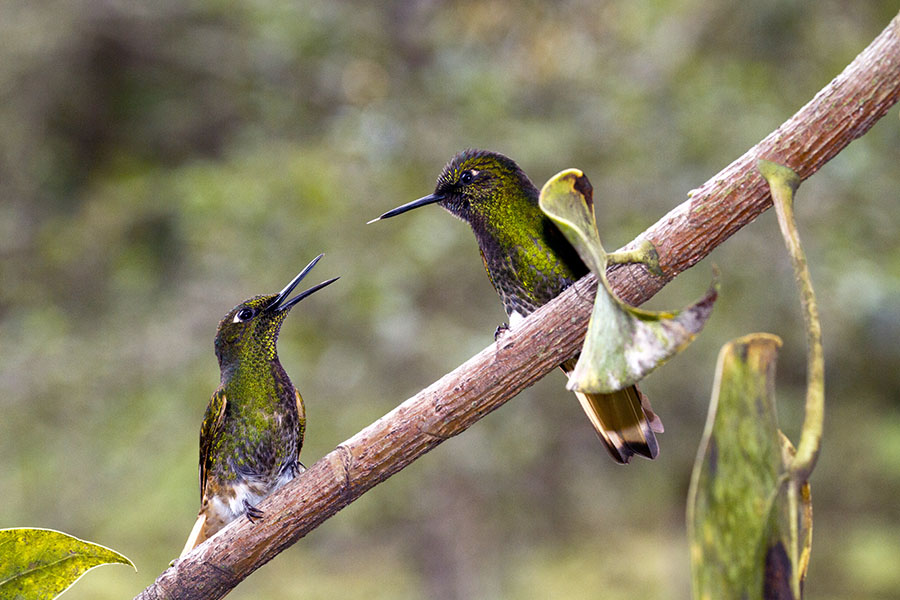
[2,1,899,598]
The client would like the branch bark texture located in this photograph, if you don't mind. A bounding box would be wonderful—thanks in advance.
[136,14,900,600]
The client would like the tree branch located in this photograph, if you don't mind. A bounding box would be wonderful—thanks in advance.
[136,13,900,600]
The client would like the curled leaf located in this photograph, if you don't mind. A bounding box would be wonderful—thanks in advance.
[687,334,785,598]
[0,527,135,600]
[687,334,813,600]
[539,169,717,394]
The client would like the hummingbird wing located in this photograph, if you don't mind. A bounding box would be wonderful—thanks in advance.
[198,388,228,501]
[294,388,306,459]
[181,389,228,558]
[562,360,663,463]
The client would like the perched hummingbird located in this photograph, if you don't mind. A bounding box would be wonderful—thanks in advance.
[370,149,663,464]
[180,254,338,557]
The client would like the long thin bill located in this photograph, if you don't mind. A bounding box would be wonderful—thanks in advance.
[367,193,445,224]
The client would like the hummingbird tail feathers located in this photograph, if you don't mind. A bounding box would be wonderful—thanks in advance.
[569,376,662,463]
[180,512,208,558]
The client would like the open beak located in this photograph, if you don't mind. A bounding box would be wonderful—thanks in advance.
[367,193,445,224]
[267,254,339,312]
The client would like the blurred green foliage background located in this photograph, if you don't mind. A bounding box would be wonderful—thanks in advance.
[1,1,899,598]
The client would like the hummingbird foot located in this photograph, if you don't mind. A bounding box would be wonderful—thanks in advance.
[608,239,664,277]
[493,323,510,341]
[243,500,265,523]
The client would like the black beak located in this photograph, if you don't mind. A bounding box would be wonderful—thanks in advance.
[367,193,445,224]
[267,254,339,313]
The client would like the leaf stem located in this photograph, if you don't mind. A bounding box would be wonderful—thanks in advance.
[757,159,825,481]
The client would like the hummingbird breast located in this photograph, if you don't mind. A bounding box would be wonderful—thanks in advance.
[479,231,583,318]
[203,363,303,513]
[199,395,302,539]
[470,199,588,319]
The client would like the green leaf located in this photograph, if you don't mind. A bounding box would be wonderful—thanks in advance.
[0,528,135,600]
[538,168,717,393]
[537,169,610,273]
[687,334,788,599]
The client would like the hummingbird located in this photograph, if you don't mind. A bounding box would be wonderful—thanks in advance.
[180,254,338,557]
[370,149,663,464]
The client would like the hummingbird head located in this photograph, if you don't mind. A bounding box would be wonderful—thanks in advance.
[368,149,540,230]
[214,254,338,371]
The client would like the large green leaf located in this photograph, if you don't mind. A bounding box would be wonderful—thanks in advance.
[538,168,717,393]
[0,528,134,600]
[687,334,787,598]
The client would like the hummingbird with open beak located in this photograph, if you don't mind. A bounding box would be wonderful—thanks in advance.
[180,254,338,557]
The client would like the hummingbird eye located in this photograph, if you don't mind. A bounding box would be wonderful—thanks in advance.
[459,170,476,185]
[234,307,256,323]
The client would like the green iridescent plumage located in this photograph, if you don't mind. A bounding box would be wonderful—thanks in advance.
[372,149,663,463]
[431,150,585,315]
[180,255,337,557]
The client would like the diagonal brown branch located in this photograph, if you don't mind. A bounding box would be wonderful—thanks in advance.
[136,13,900,600]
